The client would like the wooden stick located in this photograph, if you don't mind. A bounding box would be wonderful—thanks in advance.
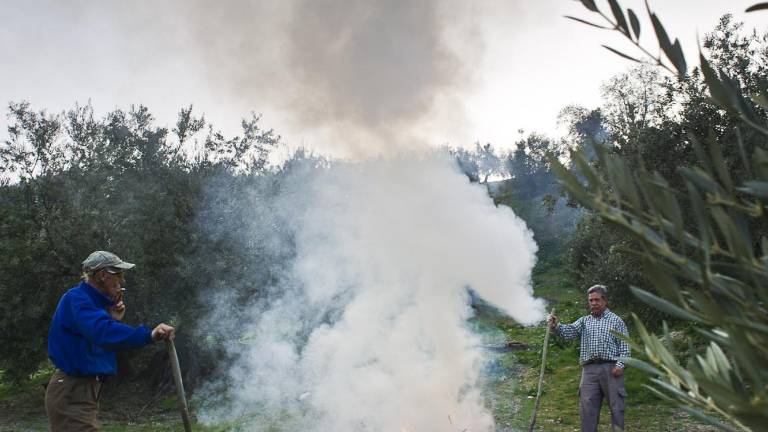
[166,339,192,432]
[529,308,555,432]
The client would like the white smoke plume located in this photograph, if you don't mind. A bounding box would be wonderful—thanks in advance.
[199,151,544,431]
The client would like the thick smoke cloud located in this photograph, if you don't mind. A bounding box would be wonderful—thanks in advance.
[178,0,480,155]
[198,153,544,431]
[282,0,473,154]
[8,0,480,156]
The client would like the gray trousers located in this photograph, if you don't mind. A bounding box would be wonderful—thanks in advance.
[579,363,626,432]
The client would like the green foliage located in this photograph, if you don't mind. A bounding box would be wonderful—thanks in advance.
[495,133,581,261]
[0,102,279,384]
[566,214,657,317]
[564,13,768,332]
[449,134,581,262]
[554,1,768,430]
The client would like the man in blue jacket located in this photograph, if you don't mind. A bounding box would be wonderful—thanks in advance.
[45,250,175,431]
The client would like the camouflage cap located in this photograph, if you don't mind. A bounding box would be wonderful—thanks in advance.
[82,250,135,273]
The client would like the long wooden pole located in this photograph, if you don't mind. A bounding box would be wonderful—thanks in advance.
[166,339,192,432]
[528,308,555,432]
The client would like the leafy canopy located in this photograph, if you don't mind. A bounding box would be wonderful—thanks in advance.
[553,1,768,430]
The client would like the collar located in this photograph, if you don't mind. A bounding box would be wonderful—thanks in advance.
[78,281,115,308]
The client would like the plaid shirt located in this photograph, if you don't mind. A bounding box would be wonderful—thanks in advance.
[556,309,630,369]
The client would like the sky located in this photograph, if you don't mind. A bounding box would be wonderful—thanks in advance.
[1,0,766,158]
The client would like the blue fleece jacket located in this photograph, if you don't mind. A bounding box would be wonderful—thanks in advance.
[48,281,153,376]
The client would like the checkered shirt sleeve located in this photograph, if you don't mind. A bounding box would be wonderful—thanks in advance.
[556,310,630,368]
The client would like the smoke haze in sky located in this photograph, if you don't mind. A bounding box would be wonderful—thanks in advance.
[0,1,759,156]
[177,0,483,155]
[2,0,485,157]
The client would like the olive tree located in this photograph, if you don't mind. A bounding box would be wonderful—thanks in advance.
[552,1,768,430]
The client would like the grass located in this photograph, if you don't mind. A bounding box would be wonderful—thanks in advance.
[0,365,228,432]
[1,258,721,431]
[0,366,52,431]
[472,258,719,431]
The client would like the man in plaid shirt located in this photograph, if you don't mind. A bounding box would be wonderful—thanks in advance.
[549,284,630,432]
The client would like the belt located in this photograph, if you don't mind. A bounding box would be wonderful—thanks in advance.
[584,359,614,365]
[56,369,109,382]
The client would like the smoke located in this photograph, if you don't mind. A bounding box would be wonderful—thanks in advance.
[197,151,544,431]
[280,0,477,154]
[177,0,482,155]
[14,1,544,427]
[4,0,483,157]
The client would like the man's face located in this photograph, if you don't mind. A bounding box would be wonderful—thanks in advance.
[588,292,607,316]
[99,268,125,300]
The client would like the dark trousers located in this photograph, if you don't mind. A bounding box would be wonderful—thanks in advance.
[579,362,626,432]
[45,369,103,432]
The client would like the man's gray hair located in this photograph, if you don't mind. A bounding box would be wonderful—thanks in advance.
[587,284,608,300]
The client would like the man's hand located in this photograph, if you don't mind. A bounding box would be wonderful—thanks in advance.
[612,366,624,377]
[108,301,126,321]
[152,323,175,342]
[548,313,558,330]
